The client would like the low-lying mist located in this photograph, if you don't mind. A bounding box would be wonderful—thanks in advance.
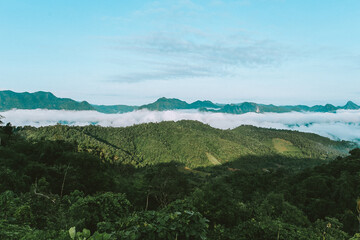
[1,109,360,142]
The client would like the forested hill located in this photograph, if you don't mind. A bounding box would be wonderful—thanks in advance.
[19,120,353,169]
[2,120,360,239]
[138,97,219,111]
[1,90,359,114]
[0,90,94,111]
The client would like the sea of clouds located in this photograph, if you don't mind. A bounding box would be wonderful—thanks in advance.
[1,109,360,142]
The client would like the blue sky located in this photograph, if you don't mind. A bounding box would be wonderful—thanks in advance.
[1,0,360,105]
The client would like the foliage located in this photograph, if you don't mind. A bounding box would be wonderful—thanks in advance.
[19,120,352,168]
[114,200,208,240]
[0,122,360,239]
[68,192,131,231]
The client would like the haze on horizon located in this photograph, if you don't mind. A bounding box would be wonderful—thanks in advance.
[1,0,359,105]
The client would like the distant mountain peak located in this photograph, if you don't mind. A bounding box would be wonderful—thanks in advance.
[139,97,188,111]
[139,97,220,111]
[156,97,186,103]
[190,100,219,109]
[0,90,94,111]
[343,101,359,110]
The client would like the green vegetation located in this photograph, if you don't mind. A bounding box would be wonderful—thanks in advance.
[272,138,302,154]
[1,90,359,114]
[1,120,360,239]
[139,97,190,110]
[0,90,93,111]
[137,97,219,111]
[19,121,353,169]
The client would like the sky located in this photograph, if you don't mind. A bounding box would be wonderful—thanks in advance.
[0,0,360,105]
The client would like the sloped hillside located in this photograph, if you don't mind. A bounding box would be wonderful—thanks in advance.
[19,120,353,169]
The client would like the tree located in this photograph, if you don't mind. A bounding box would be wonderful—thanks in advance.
[0,115,3,145]
[3,123,13,137]
[115,200,208,240]
[143,162,190,209]
[357,198,360,232]
[68,192,131,232]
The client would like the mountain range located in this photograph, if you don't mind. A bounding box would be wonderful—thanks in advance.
[0,90,359,114]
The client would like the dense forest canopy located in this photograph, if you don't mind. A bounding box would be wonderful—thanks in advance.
[1,120,360,239]
[18,120,353,169]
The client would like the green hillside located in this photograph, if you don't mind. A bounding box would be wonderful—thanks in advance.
[138,97,189,110]
[19,120,353,169]
[1,121,360,239]
[189,100,219,109]
[0,90,94,111]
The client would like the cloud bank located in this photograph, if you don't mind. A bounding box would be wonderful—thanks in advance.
[1,109,360,142]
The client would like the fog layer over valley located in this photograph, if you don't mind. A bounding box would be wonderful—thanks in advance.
[2,109,360,142]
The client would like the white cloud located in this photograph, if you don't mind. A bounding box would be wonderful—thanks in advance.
[1,109,360,142]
